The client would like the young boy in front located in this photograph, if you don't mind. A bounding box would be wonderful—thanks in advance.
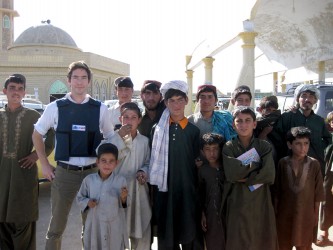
[149,80,201,249]
[76,143,129,250]
[274,126,324,250]
[198,133,226,250]
[222,106,278,250]
[107,102,152,250]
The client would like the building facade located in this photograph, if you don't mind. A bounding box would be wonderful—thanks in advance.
[0,0,129,104]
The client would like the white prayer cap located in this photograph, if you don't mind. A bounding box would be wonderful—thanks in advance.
[294,84,319,102]
[160,80,188,99]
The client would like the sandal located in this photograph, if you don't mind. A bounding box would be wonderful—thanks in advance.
[315,235,329,246]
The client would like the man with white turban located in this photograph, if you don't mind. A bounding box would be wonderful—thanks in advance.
[149,80,201,250]
[275,84,331,173]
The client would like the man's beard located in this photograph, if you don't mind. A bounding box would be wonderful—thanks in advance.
[145,106,158,111]
[301,102,313,110]
[144,102,159,111]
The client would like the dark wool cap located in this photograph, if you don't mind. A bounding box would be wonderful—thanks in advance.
[114,76,134,88]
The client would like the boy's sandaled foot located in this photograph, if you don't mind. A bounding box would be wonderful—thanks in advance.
[315,235,329,246]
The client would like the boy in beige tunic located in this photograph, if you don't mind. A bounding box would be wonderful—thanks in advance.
[274,126,324,250]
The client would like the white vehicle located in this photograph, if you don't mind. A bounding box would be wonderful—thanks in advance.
[104,99,144,112]
[104,99,118,108]
[0,96,45,113]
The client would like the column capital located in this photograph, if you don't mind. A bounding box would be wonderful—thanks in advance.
[202,57,215,69]
[185,69,194,78]
[238,32,258,47]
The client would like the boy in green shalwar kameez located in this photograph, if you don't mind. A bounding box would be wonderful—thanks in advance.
[222,106,278,250]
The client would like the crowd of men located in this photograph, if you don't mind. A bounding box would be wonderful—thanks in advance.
[0,60,332,250]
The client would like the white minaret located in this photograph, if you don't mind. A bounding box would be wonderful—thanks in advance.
[0,0,19,50]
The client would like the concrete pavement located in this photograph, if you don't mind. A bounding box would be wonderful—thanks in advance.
[37,182,82,250]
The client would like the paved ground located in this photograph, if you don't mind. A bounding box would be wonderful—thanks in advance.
[37,182,333,250]
[37,182,82,250]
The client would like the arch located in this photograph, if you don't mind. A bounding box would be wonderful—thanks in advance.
[100,81,107,101]
[3,15,10,29]
[49,80,68,102]
[93,80,100,100]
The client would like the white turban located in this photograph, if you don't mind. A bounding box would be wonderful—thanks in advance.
[294,84,319,102]
[160,80,188,98]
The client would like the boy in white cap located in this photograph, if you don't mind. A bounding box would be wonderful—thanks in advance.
[149,80,201,250]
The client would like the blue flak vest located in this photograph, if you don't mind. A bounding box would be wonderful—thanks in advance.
[55,98,103,161]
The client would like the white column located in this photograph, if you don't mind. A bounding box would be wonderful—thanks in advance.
[318,61,325,84]
[185,69,194,116]
[202,57,215,84]
[273,72,278,95]
[236,31,258,107]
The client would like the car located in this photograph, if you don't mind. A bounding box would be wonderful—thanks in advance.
[276,84,333,119]
[37,150,56,183]
[22,98,45,113]
[104,99,144,112]
[0,97,45,113]
[104,99,118,108]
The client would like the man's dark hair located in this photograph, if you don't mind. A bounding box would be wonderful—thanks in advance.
[232,106,256,121]
[200,133,225,150]
[4,74,26,89]
[97,143,118,160]
[67,61,92,81]
[141,80,162,94]
[164,89,187,101]
[286,126,311,144]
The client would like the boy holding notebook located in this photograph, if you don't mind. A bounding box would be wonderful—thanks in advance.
[222,106,278,250]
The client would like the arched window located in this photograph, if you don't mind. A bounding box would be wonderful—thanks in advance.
[93,80,100,100]
[3,15,10,29]
[49,80,68,102]
[100,81,107,101]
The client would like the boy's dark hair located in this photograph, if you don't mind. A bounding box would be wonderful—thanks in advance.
[232,106,256,121]
[164,89,187,101]
[286,126,311,144]
[4,74,26,89]
[97,143,118,160]
[200,133,225,150]
[120,102,142,118]
[196,84,217,101]
[67,61,92,81]
[259,95,278,110]
[115,76,134,89]
[231,85,252,101]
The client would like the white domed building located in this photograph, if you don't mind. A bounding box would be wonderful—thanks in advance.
[0,1,129,104]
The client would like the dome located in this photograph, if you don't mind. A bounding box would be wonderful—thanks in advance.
[13,24,78,48]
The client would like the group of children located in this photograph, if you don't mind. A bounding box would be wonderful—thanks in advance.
[75,82,327,250]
